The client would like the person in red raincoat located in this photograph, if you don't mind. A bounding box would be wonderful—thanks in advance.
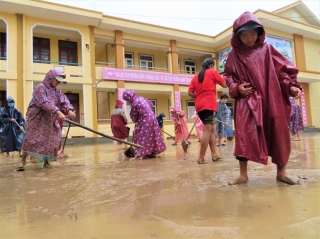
[111,99,129,151]
[224,12,302,185]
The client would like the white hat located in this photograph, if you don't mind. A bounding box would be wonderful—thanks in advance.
[55,76,67,84]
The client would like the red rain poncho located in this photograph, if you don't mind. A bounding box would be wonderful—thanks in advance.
[224,12,301,166]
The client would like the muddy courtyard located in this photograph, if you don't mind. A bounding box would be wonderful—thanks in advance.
[0,132,319,239]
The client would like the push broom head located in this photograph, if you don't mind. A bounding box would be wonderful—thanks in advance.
[181,139,188,154]
[124,146,135,158]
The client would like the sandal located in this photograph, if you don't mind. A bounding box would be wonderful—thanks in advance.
[212,154,222,162]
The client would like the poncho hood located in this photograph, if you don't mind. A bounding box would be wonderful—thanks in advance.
[231,11,265,51]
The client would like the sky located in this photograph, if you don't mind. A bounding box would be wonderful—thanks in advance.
[47,0,320,35]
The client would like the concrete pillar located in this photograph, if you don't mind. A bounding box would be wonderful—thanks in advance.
[170,40,178,74]
[83,83,94,137]
[167,49,173,73]
[293,34,306,71]
[115,30,124,69]
[16,13,24,113]
[89,25,98,135]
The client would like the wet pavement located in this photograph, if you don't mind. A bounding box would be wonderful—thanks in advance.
[0,132,319,239]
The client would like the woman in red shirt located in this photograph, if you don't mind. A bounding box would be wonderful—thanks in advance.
[188,58,227,164]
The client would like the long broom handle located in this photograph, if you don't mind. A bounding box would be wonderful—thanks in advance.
[61,123,71,152]
[14,121,26,133]
[161,129,174,138]
[65,118,143,148]
[187,116,198,139]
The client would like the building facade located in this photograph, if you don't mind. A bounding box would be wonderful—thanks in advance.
[0,0,319,138]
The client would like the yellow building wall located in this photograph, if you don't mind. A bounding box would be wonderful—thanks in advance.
[309,82,320,128]
[97,93,196,139]
[264,28,294,40]
[97,91,111,119]
[94,28,115,38]
[177,41,214,54]
[133,93,171,119]
[124,46,168,71]
[178,54,207,73]
[216,42,231,53]
[0,12,18,79]
[122,33,170,47]
[276,8,312,25]
[24,16,92,82]
[60,89,86,138]
[304,37,320,72]
[95,42,116,65]
[32,32,82,65]
[0,59,5,72]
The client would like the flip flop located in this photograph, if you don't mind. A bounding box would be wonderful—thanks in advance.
[276,176,297,185]
[216,144,221,147]
[198,160,207,164]
[228,178,248,185]
[17,167,25,171]
[221,144,226,146]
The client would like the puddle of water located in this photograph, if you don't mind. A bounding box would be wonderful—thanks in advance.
[0,131,319,238]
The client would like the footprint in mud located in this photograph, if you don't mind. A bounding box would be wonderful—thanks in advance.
[68,208,78,221]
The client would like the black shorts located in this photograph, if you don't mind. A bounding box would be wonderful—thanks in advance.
[198,110,216,125]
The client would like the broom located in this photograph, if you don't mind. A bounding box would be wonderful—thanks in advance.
[64,119,143,148]
[124,124,136,158]
[57,123,71,159]
[178,116,189,155]
[181,116,198,154]
[161,130,175,139]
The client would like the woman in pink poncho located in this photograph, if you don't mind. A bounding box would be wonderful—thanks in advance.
[191,111,203,142]
[170,106,189,146]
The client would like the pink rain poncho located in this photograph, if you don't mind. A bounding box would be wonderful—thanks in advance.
[22,70,74,159]
[123,90,166,158]
[170,106,189,143]
[191,111,203,140]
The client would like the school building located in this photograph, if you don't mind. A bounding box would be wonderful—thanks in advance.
[0,0,319,138]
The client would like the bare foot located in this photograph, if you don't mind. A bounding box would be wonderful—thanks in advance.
[130,157,143,160]
[197,159,207,164]
[212,154,222,162]
[228,176,248,185]
[276,175,297,185]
